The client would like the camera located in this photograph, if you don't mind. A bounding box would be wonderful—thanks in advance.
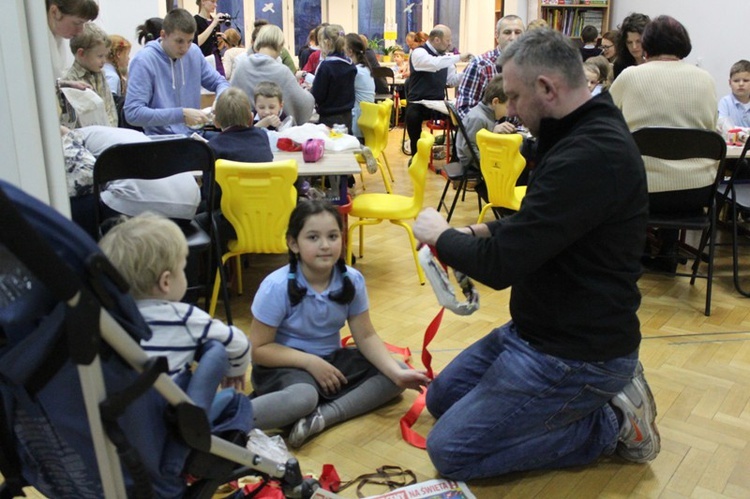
[218,14,233,26]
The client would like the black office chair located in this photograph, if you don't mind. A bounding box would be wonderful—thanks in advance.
[632,127,727,316]
[436,101,483,222]
[716,139,750,297]
[92,138,232,323]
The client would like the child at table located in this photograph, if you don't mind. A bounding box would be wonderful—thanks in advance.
[718,60,750,130]
[392,46,410,79]
[311,25,357,130]
[99,213,250,390]
[63,23,118,127]
[583,61,602,96]
[253,81,293,131]
[206,87,273,245]
[456,74,516,170]
[248,200,430,448]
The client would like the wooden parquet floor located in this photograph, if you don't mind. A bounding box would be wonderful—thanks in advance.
[9,127,750,498]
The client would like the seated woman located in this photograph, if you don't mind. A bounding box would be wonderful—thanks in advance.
[231,24,315,126]
[613,13,649,80]
[610,15,718,273]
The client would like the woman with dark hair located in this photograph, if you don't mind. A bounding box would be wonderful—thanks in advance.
[613,13,650,79]
[610,15,717,273]
[136,17,163,45]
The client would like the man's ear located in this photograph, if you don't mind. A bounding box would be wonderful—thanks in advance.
[536,75,558,101]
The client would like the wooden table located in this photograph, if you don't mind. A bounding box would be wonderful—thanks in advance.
[273,149,362,176]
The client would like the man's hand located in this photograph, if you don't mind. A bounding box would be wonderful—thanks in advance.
[414,207,451,246]
[460,52,474,63]
[183,108,210,127]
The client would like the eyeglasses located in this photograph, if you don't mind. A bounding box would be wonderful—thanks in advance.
[601,44,614,50]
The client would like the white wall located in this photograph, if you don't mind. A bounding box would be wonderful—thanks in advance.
[96,0,160,59]
[609,0,748,99]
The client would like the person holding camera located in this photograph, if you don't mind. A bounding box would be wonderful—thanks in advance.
[194,0,228,76]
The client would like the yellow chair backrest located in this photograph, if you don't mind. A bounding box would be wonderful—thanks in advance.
[376,98,393,147]
[408,131,435,212]
[358,99,392,157]
[215,159,298,254]
[476,129,526,211]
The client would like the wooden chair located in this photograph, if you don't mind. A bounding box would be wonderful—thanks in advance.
[346,132,435,285]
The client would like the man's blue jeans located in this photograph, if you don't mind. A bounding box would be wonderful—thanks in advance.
[425,321,638,480]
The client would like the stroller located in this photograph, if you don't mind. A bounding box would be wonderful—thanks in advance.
[0,180,317,498]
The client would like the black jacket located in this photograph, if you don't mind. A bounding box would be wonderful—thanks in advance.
[436,93,648,361]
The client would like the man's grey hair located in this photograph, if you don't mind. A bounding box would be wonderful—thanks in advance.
[500,28,584,89]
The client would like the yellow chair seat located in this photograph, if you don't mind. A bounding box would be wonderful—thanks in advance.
[350,193,418,220]
[347,132,434,285]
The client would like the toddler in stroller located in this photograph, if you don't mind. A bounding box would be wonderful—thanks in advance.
[0,180,316,498]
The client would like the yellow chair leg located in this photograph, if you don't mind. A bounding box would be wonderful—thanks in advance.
[209,268,221,317]
[477,204,492,224]
[379,160,393,194]
[381,152,395,182]
[392,220,426,285]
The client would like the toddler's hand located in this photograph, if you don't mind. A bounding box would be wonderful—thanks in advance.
[221,375,246,391]
[306,356,347,395]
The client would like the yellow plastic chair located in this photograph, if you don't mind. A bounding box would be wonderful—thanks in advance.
[208,159,297,316]
[356,99,394,193]
[375,99,396,182]
[346,132,435,285]
[475,129,527,223]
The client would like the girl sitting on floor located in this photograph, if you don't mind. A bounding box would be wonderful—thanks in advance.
[247,200,429,448]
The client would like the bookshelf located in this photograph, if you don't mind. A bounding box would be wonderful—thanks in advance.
[495,0,504,25]
[538,0,611,39]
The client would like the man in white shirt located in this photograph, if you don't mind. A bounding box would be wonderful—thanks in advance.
[405,25,472,156]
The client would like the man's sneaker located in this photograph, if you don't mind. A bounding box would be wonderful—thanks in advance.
[287,408,325,449]
[610,362,660,463]
[361,146,378,174]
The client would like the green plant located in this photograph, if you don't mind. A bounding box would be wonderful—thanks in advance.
[382,45,398,56]
[367,37,384,53]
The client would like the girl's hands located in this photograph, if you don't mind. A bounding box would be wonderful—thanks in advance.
[306,356,348,395]
[393,369,431,392]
